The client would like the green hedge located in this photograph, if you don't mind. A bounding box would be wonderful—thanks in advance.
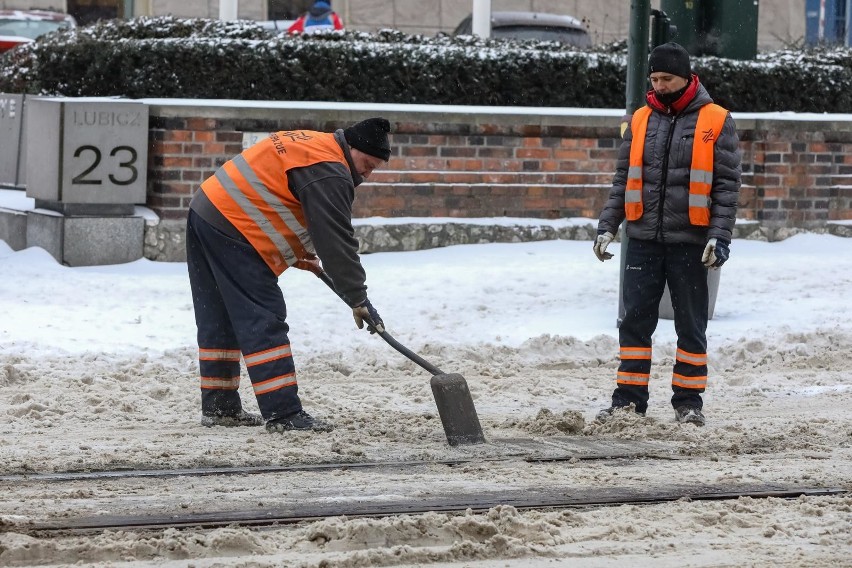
[2,16,851,112]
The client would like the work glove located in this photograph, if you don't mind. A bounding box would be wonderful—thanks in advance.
[593,231,615,262]
[701,238,730,268]
[352,298,384,334]
[293,252,322,275]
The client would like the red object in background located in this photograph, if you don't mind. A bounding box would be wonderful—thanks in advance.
[286,1,344,35]
[0,10,76,53]
[0,37,31,52]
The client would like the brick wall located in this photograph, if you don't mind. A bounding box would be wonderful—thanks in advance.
[353,127,617,219]
[146,104,852,229]
[737,125,852,227]
[148,117,245,219]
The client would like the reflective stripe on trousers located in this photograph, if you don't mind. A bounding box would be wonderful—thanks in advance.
[186,210,303,421]
[611,238,709,413]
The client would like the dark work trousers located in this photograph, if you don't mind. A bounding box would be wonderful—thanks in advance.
[612,238,709,413]
[186,209,302,421]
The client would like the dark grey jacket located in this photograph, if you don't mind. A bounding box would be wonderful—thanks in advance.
[289,130,367,307]
[598,82,741,245]
[190,129,369,307]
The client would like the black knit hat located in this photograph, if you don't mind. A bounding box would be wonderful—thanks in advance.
[344,118,391,161]
[648,42,691,79]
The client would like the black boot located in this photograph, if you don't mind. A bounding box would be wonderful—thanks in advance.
[201,410,264,427]
[265,410,333,433]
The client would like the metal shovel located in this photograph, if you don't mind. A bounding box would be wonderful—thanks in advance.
[313,269,486,446]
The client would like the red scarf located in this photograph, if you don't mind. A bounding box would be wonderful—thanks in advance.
[646,74,700,114]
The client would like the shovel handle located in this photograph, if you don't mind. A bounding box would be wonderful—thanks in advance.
[315,270,445,376]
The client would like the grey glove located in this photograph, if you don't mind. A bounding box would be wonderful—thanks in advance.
[593,232,615,262]
[702,238,730,268]
[352,298,384,334]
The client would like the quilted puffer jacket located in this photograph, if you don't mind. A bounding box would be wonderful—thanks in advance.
[597,80,741,245]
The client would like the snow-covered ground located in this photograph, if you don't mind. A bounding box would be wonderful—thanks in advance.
[0,231,850,567]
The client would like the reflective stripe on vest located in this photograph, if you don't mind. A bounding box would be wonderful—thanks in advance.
[689,103,728,226]
[200,131,346,275]
[625,103,729,225]
[625,106,652,221]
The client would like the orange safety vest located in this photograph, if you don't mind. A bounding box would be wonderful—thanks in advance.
[625,103,729,226]
[200,131,347,275]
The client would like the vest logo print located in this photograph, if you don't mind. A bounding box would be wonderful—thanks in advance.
[702,128,715,143]
[282,131,313,142]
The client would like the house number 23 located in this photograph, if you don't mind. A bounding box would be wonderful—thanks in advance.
[71,145,139,186]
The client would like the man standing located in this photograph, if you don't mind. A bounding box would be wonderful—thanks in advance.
[593,43,741,426]
[186,118,391,433]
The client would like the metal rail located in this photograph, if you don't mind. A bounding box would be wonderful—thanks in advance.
[0,438,680,483]
[26,485,847,534]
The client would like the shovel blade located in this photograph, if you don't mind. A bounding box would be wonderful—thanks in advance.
[430,373,486,446]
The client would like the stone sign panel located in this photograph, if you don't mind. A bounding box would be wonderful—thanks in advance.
[26,98,149,213]
[0,93,26,188]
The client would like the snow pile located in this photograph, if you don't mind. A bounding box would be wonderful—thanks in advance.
[0,234,850,567]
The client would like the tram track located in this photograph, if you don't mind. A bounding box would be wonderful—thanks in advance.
[23,484,846,534]
[4,437,847,536]
[0,436,680,483]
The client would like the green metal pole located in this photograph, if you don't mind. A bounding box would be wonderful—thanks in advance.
[626,0,651,114]
[618,0,652,327]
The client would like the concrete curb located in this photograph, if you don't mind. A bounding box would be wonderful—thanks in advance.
[140,219,852,263]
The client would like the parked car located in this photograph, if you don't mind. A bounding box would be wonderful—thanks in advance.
[452,11,591,47]
[0,10,77,54]
[257,19,296,33]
